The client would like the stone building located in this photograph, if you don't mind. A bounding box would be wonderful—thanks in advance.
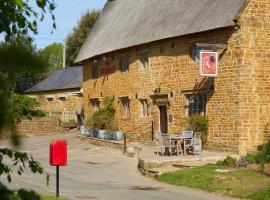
[25,66,84,122]
[76,0,270,154]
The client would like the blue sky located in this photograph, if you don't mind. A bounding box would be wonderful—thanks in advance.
[32,0,107,49]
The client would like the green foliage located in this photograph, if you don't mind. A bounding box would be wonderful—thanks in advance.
[39,43,63,70]
[9,93,46,121]
[216,156,237,167]
[245,153,257,164]
[0,183,68,200]
[185,114,208,145]
[66,10,100,65]
[90,96,116,130]
[222,156,236,167]
[0,0,56,40]
[157,164,270,200]
[243,140,270,169]
[0,148,48,184]
[256,140,270,164]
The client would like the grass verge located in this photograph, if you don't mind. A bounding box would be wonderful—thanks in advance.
[156,164,270,200]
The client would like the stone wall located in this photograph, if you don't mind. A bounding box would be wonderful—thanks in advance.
[82,0,270,154]
[237,0,270,154]
[16,117,62,137]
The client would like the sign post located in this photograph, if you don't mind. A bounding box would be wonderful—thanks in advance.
[50,140,67,198]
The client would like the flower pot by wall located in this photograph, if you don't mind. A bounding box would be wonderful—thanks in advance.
[80,125,85,135]
[85,128,93,137]
[104,131,113,140]
[97,129,106,139]
[113,131,122,141]
[93,129,99,138]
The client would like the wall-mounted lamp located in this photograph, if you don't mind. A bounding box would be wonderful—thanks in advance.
[100,92,103,97]
[170,91,174,98]
[135,93,138,99]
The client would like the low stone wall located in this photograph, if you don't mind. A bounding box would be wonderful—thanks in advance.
[16,117,62,137]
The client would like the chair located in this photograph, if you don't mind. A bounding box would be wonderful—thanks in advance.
[156,133,179,156]
[182,131,202,155]
[191,132,202,154]
[178,130,194,155]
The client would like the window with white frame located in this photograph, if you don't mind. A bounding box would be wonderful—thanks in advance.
[140,99,148,117]
[138,52,149,69]
[90,99,100,112]
[120,97,130,119]
[185,94,207,116]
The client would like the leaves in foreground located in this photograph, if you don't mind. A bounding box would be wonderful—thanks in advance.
[0,148,49,185]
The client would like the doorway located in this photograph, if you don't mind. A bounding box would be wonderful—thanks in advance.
[159,105,168,133]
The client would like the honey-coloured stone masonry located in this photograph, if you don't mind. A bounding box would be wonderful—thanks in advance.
[81,0,270,154]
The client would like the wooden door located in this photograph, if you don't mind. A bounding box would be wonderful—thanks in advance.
[159,106,168,133]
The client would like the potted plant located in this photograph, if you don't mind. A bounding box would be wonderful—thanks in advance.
[91,96,116,140]
[185,114,208,146]
[85,118,94,137]
[113,129,122,141]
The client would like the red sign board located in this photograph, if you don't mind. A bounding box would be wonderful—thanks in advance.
[50,140,67,166]
[199,51,218,77]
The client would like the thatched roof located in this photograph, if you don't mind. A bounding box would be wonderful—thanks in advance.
[24,66,83,93]
[76,0,246,63]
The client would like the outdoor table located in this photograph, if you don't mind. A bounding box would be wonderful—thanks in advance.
[171,136,192,155]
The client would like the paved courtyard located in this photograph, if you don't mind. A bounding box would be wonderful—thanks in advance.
[0,133,234,200]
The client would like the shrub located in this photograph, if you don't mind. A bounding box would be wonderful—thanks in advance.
[185,114,208,145]
[222,156,236,167]
[89,96,116,130]
[9,93,45,121]
[245,153,257,164]
[257,140,270,163]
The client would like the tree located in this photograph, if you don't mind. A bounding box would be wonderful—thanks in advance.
[1,35,48,93]
[66,10,100,66]
[39,42,63,70]
[0,0,56,40]
[0,0,55,192]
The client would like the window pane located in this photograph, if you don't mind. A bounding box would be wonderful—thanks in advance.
[120,56,129,72]
[138,52,149,69]
[92,62,99,79]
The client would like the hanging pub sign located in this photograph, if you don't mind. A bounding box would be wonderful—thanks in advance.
[100,62,116,76]
[199,51,218,77]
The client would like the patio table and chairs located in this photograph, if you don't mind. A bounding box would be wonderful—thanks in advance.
[156,131,202,156]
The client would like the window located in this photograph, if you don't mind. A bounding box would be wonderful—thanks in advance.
[120,97,130,119]
[119,56,129,72]
[46,97,53,101]
[140,99,148,117]
[193,44,217,62]
[90,99,100,112]
[92,62,99,79]
[138,52,149,69]
[186,94,207,116]
[58,97,66,101]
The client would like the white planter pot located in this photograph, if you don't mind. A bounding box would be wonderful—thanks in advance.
[113,131,123,141]
[97,130,106,139]
[80,126,85,135]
